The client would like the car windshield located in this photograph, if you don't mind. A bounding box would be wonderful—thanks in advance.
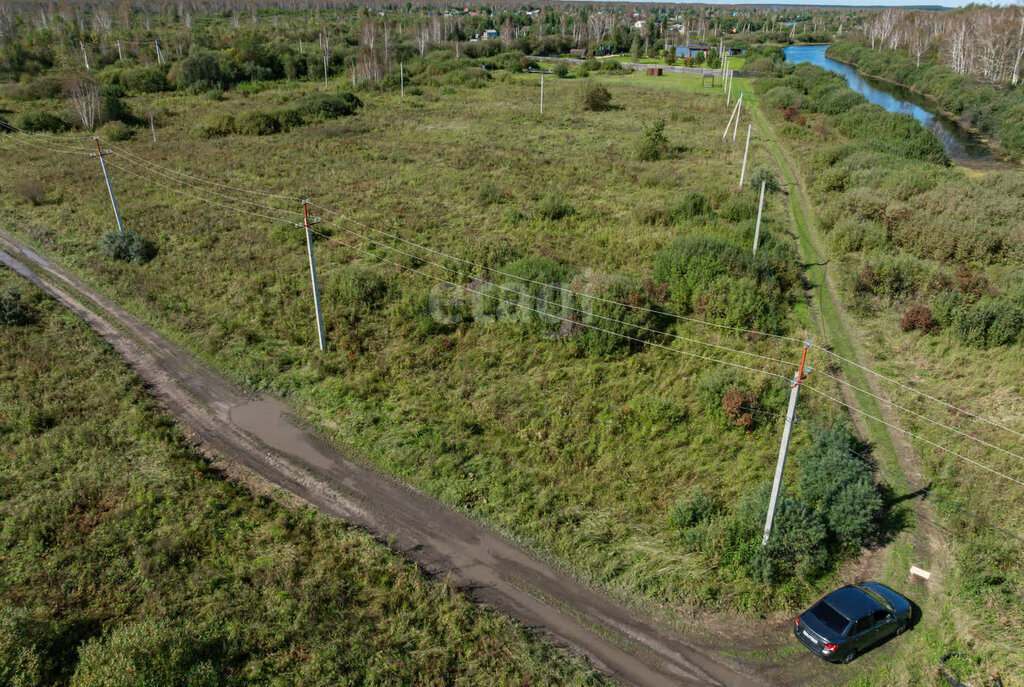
[809,601,849,635]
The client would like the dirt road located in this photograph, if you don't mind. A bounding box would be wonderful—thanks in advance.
[0,230,773,687]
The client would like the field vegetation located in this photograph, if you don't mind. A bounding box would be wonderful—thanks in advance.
[0,270,605,686]
[753,48,1024,685]
[0,12,897,625]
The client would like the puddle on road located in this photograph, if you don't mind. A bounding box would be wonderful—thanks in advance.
[230,398,337,471]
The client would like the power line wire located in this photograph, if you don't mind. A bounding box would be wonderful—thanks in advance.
[802,384,1024,488]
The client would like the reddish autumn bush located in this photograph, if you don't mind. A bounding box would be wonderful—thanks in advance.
[782,106,805,124]
[899,305,937,334]
[954,265,991,301]
[722,386,758,430]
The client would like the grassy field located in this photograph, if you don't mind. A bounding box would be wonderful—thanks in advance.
[0,59,884,621]
[751,62,1024,686]
[0,269,606,686]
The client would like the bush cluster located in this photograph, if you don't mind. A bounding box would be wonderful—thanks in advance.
[635,119,668,161]
[578,83,612,111]
[670,424,884,585]
[0,289,31,326]
[97,230,158,265]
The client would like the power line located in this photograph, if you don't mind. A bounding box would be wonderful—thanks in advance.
[802,384,1024,488]
[811,342,1024,442]
[316,217,799,373]
[815,367,1024,467]
[309,224,794,382]
[794,417,1024,547]
[309,201,808,346]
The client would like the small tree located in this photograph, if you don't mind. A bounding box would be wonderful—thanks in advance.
[66,77,101,131]
[749,168,780,193]
[636,119,668,161]
[0,289,31,326]
[553,63,569,78]
[579,82,612,111]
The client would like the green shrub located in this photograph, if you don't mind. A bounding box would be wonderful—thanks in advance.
[100,94,133,125]
[748,495,829,584]
[578,82,612,111]
[235,110,280,136]
[828,219,885,254]
[486,256,574,329]
[717,197,757,222]
[670,487,722,530]
[931,289,965,328]
[97,230,158,265]
[0,289,31,326]
[98,120,134,142]
[672,192,712,220]
[0,608,43,686]
[273,107,304,130]
[635,119,668,161]
[300,92,363,119]
[172,51,225,91]
[121,66,169,93]
[762,86,808,111]
[553,64,569,78]
[575,276,664,356]
[17,110,69,133]
[535,192,573,220]
[192,113,235,138]
[797,424,883,551]
[749,168,780,194]
[71,618,225,687]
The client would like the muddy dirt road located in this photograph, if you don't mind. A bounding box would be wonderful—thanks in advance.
[0,230,775,687]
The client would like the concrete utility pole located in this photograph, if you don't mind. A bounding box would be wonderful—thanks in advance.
[762,341,812,546]
[753,180,766,254]
[732,94,743,141]
[322,30,329,87]
[91,138,125,233]
[155,39,164,64]
[723,96,741,140]
[116,39,123,61]
[298,200,326,351]
[401,62,404,97]
[540,74,544,114]
[740,124,752,187]
[80,41,90,70]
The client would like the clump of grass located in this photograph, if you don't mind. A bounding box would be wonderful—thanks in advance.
[535,192,573,220]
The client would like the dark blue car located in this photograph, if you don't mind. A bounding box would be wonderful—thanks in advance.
[795,582,912,663]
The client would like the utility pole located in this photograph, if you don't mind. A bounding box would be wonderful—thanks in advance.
[753,180,766,254]
[540,74,544,114]
[298,200,326,351]
[732,93,743,141]
[155,39,164,64]
[116,39,123,61]
[740,124,752,188]
[400,62,404,97]
[762,340,812,546]
[80,41,90,70]
[91,138,125,233]
[322,30,329,87]
[723,95,740,140]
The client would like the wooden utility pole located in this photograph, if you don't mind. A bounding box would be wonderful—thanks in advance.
[763,341,811,546]
[298,201,326,351]
[91,138,125,233]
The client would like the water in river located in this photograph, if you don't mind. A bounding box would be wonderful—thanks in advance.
[783,44,1008,168]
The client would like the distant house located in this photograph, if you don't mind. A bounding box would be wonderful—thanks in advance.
[483,29,499,39]
[680,43,713,58]
[633,20,646,29]
[569,48,587,58]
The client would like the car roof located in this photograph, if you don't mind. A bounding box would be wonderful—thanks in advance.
[821,585,883,620]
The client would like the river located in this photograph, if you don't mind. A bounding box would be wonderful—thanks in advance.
[783,44,1006,168]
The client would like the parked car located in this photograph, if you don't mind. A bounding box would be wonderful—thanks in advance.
[794,582,912,663]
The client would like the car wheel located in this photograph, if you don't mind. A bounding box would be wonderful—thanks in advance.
[896,622,907,635]
[842,650,856,664]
